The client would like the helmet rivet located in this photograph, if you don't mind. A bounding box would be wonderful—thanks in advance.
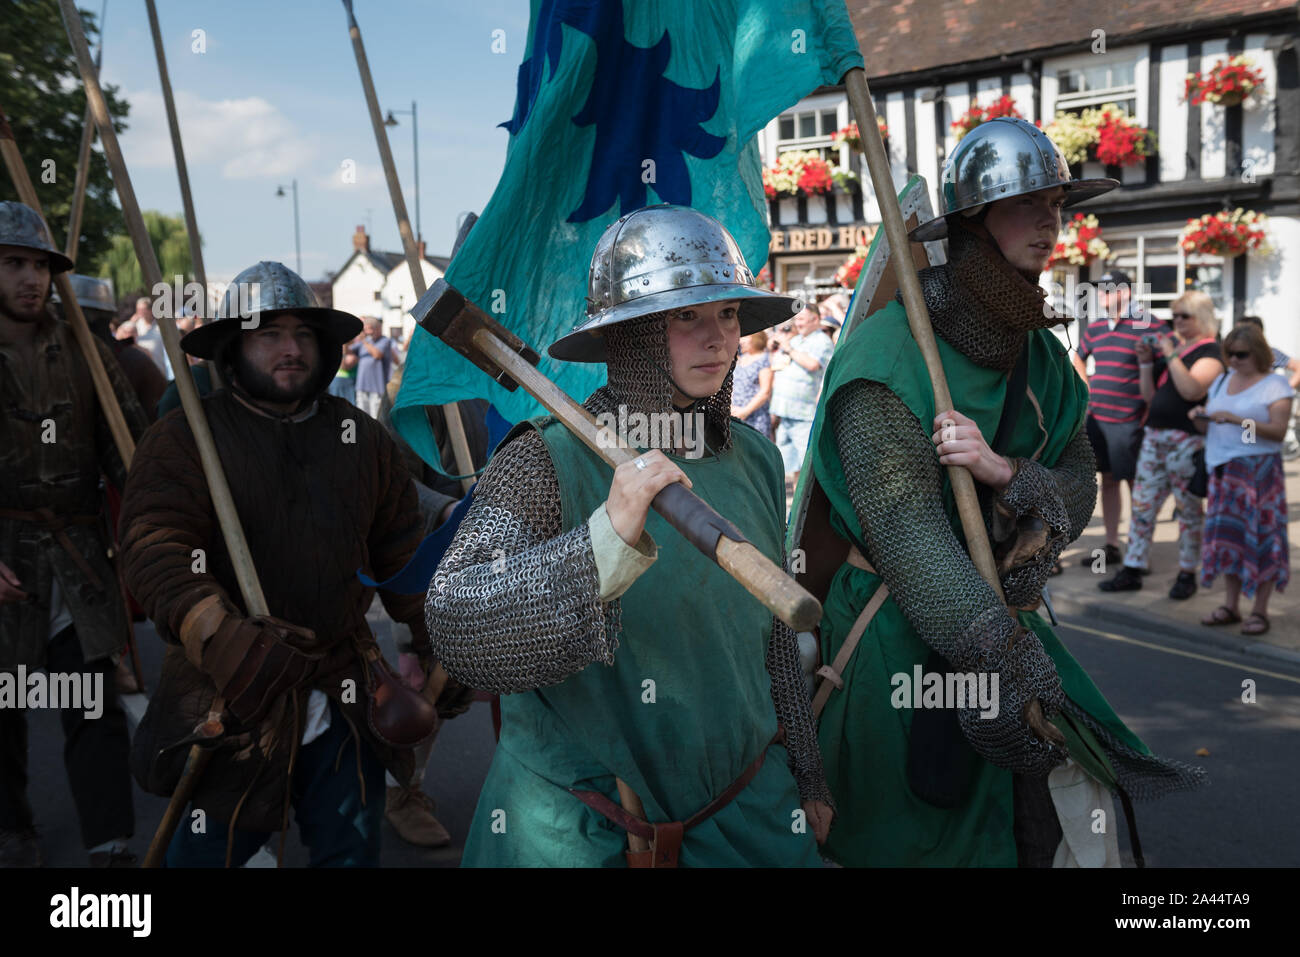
[642,278,650,285]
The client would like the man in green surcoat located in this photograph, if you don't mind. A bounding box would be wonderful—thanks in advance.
[800,118,1204,867]
[426,205,834,866]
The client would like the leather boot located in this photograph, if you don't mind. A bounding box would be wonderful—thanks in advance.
[385,787,451,848]
[0,827,43,868]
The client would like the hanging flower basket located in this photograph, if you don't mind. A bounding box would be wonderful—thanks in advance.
[763,150,836,198]
[1179,209,1270,258]
[1184,55,1266,108]
[951,95,1024,142]
[834,245,870,288]
[830,118,888,153]
[1044,103,1155,168]
[1047,213,1110,268]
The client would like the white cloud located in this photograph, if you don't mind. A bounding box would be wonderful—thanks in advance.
[120,88,318,180]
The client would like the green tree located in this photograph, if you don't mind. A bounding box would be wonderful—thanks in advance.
[98,210,194,304]
[0,2,129,277]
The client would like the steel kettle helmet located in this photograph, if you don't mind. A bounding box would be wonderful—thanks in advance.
[0,201,74,274]
[910,117,1118,242]
[548,205,803,363]
[181,260,362,360]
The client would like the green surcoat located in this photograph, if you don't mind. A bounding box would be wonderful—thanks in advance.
[801,300,1151,867]
[460,417,821,867]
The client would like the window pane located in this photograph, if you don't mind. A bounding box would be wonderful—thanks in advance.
[1110,62,1135,87]
[799,113,816,138]
[820,109,838,135]
[1058,70,1080,95]
[779,116,795,140]
[1145,265,1179,297]
[1083,65,1108,91]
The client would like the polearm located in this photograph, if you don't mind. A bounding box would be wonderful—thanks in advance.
[841,67,1060,741]
[64,0,106,262]
[342,0,476,494]
[0,110,134,465]
[55,0,266,864]
[411,280,823,634]
[142,0,223,390]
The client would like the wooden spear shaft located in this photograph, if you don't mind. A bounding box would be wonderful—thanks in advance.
[63,0,104,261]
[342,0,476,493]
[57,0,265,865]
[0,110,134,466]
[142,0,222,390]
[58,0,264,614]
[842,68,1004,600]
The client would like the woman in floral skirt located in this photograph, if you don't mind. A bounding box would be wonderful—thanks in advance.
[1192,323,1295,635]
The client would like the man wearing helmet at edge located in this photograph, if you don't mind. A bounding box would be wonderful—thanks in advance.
[117,260,473,867]
[798,118,1204,867]
[425,205,834,866]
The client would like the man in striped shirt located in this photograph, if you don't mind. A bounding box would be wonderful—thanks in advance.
[1070,269,1167,566]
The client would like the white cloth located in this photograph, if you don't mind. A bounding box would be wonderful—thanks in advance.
[47,575,74,639]
[588,503,657,600]
[300,689,331,745]
[133,323,172,378]
[1048,758,1122,868]
[1203,371,1295,468]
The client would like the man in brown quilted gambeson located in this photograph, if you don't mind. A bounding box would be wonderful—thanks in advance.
[119,260,470,868]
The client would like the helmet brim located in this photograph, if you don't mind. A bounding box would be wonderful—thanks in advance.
[181,307,363,359]
[548,284,803,363]
[908,177,1120,242]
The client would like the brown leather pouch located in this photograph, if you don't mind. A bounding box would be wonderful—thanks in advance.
[360,644,437,749]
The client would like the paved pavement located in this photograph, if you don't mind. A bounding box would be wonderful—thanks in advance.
[1047,456,1300,659]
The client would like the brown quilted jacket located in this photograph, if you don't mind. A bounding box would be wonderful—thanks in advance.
[119,388,435,832]
[0,313,149,670]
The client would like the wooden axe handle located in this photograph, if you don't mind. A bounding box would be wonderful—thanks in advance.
[470,329,822,633]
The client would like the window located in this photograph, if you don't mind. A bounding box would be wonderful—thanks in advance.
[778,255,845,298]
[1100,231,1230,321]
[776,106,842,164]
[1053,55,1138,116]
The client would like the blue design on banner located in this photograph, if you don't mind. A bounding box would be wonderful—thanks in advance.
[502,0,724,221]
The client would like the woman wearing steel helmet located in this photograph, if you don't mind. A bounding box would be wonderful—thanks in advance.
[426,205,833,867]
[798,117,1203,866]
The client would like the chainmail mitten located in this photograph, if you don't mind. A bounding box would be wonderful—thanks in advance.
[425,428,620,694]
[829,379,1066,774]
[993,430,1097,607]
[767,572,835,809]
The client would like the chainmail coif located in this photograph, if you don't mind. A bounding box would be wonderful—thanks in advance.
[425,311,831,807]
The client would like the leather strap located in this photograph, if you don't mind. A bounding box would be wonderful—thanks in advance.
[0,507,104,589]
[811,545,889,721]
[569,728,782,868]
[178,593,230,668]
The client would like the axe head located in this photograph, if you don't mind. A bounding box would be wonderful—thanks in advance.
[409,278,540,390]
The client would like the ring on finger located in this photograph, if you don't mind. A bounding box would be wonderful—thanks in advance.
[635,457,647,471]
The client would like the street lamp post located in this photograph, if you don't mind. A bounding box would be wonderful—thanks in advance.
[275,179,301,274]
[384,100,420,245]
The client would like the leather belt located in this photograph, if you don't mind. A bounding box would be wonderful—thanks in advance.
[569,726,785,868]
[0,507,105,590]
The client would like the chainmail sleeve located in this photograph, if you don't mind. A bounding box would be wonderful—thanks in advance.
[830,379,1066,776]
[768,606,834,809]
[424,428,620,694]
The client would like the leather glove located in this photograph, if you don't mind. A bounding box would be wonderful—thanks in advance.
[201,615,323,728]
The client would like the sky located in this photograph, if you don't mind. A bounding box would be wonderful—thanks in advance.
[92,0,528,282]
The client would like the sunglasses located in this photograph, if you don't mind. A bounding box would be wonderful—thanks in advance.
[1227,351,1252,360]
[1171,312,1193,319]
